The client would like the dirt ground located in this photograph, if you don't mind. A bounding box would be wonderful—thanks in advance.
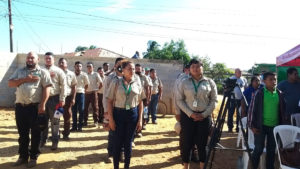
[0,100,247,169]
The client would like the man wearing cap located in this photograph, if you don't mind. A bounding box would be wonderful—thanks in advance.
[41,52,67,150]
[8,51,52,168]
[84,62,103,127]
[58,58,77,140]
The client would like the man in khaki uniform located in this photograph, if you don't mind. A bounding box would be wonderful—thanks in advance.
[148,68,163,124]
[8,52,52,168]
[72,61,89,132]
[135,64,152,135]
[41,52,67,150]
[84,62,103,127]
[58,58,77,140]
[97,67,106,123]
[102,57,124,163]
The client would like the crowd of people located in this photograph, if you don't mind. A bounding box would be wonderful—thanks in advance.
[8,52,163,168]
[8,51,300,169]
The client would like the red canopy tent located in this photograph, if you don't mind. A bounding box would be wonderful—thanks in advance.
[276,44,300,82]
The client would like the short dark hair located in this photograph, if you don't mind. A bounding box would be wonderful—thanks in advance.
[287,67,298,75]
[263,72,275,80]
[135,64,141,67]
[75,61,82,65]
[121,60,133,69]
[115,57,124,64]
[189,59,203,67]
[58,58,66,63]
[103,62,109,66]
[150,68,155,73]
[97,67,103,71]
[45,52,54,56]
[87,62,93,66]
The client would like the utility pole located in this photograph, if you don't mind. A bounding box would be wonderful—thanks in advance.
[8,0,13,52]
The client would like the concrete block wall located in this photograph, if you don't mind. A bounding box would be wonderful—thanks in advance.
[1,53,183,114]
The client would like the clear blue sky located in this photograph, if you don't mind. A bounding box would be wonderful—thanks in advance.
[1,0,300,70]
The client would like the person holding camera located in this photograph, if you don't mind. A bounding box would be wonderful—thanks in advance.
[176,59,218,169]
[8,52,52,168]
[106,60,144,169]
[227,68,248,132]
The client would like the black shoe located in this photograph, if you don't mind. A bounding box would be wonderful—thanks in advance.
[27,159,36,168]
[39,140,46,148]
[63,135,70,141]
[83,122,87,126]
[152,121,158,124]
[51,142,58,151]
[70,128,77,132]
[77,128,82,132]
[13,158,28,166]
[228,128,233,133]
[236,128,239,133]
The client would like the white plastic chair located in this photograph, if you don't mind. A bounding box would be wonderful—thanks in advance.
[242,122,266,169]
[273,125,300,169]
[237,116,247,147]
[291,113,300,127]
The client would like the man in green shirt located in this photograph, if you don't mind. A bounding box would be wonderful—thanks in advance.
[248,72,286,169]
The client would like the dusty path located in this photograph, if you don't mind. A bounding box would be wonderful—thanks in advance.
[0,107,244,169]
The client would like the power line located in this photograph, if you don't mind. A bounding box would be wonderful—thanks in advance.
[12,16,267,45]
[13,14,261,28]
[12,4,49,52]
[14,0,298,40]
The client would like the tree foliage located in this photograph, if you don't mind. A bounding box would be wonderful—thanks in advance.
[143,40,191,64]
[75,45,98,52]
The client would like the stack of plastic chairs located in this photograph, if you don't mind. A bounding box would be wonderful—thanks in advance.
[273,125,300,169]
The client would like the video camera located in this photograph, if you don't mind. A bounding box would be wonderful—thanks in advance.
[222,78,237,95]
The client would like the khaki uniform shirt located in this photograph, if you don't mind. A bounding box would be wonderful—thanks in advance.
[45,65,67,101]
[151,77,163,95]
[106,75,146,109]
[98,75,106,94]
[173,73,189,115]
[176,76,218,118]
[103,72,120,112]
[9,65,52,104]
[75,72,89,93]
[64,69,77,96]
[87,71,102,92]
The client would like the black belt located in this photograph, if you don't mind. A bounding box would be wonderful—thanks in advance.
[114,107,137,111]
[16,103,39,107]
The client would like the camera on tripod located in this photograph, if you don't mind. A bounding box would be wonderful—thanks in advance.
[222,78,237,95]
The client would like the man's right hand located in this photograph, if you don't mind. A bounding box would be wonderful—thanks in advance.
[38,104,46,114]
[25,74,39,83]
[109,119,116,131]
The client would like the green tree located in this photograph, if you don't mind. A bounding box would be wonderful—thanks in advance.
[143,39,191,64]
[75,46,88,52]
[89,45,98,50]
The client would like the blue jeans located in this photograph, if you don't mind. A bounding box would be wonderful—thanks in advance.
[148,94,159,123]
[252,125,276,169]
[227,99,241,130]
[72,93,85,130]
[113,107,138,169]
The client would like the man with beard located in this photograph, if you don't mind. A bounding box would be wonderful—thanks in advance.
[41,52,67,151]
[8,52,52,168]
[58,58,77,140]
